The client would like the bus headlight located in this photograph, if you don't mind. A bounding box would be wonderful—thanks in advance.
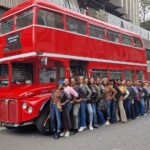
[28,106,33,114]
[22,102,27,110]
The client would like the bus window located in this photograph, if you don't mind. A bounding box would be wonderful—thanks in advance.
[91,69,108,79]
[136,70,144,80]
[12,63,33,84]
[124,70,134,80]
[0,64,9,87]
[89,24,105,39]
[122,35,132,46]
[67,16,86,35]
[107,30,120,43]
[110,70,122,80]
[1,17,14,34]
[16,9,33,29]
[55,62,65,80]
[39,68,56,83]
[37,9,64,29]
[134,37,142,48]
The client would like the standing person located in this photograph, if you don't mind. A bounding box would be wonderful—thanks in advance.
[88,77,99,128]
[137,81,146,116]
[84,77,94,130]
[70,77,83,133]
[50,80,64,139]
[126,80,136,119]
[79,76,92,131]
[133,81,141,118]
[143,82,150,113]
[117,80,128,123]
[102,78,117,125]
[110,80,122,123]
[96,78,106,126]
[61,78,78,137]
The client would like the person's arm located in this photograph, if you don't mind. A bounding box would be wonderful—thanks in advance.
[111,86,117,99]
[70,87,78,98]
[86,85,92,99]
[123,89,129,100]
[96,85,101,99]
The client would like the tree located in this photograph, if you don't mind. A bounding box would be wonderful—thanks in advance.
[140,0,150,23]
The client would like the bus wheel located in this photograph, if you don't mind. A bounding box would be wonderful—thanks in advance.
[35,106,50,135]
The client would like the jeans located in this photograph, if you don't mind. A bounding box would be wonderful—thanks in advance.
[73,103,80,129]
[140,98,145,116]
[50,104,61,133]
[111,101,117,123]
[134,100,140,117]
[97,108,106,125]
[144,97,150,112]
[91,103,98,125]
[124,99,132,119]
[105,100,112,120]
[67,102,73,113]
[87,103,94,126]
[80,101,87,127]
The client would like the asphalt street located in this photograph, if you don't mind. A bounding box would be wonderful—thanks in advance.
[1,115,150,150]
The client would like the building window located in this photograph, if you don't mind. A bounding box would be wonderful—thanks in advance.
[107,30,120,43]
[124,70,134,80]
[136,70,144,80]
[67,16,86,35]
[39,68,56,83]
[37,9,64,29]
[89,24,105,39]
[146,49,150,61]
[91,69,108,79]
[16,9,33,29]
[110,70,122,80]
[1,17,14,34]
[134,37,142,48]
[122,35,132,46]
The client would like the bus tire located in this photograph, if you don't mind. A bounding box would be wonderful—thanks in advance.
[35,103,50,135]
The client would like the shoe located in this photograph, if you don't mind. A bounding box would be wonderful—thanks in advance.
[64,131,70,137]
[60,132,65,137]
[136,116,140,119]
[74,129,79,133]
[79,126,86,132]
[89,125,94,131]
[53,133,60,139]
[144,113,147,116]
[93,124,99,128]
[105,121,110,126]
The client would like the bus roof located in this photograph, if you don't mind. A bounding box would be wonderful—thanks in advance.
[1,0,141,38]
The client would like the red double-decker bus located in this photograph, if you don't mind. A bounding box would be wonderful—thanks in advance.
[0,0,147,134]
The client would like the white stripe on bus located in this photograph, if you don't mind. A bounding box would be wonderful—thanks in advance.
[0,52,147,67]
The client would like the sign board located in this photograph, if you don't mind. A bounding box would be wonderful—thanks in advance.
[4,32,22,51]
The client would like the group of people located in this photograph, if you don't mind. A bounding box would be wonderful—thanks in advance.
[49,76,150,139]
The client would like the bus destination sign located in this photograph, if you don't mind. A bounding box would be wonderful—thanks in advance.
[5,32,22,51]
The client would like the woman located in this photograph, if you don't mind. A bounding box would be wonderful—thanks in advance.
[88,77,99,128]
[79,76,92,131]
[61,78,78,137]
[96,78,106,126]
[102,78,117,125]
[70,77,82,133]
[118,80,128,123]
[50,80,64,139]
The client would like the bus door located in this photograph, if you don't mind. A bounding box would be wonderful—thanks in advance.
[70,60,87,77]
